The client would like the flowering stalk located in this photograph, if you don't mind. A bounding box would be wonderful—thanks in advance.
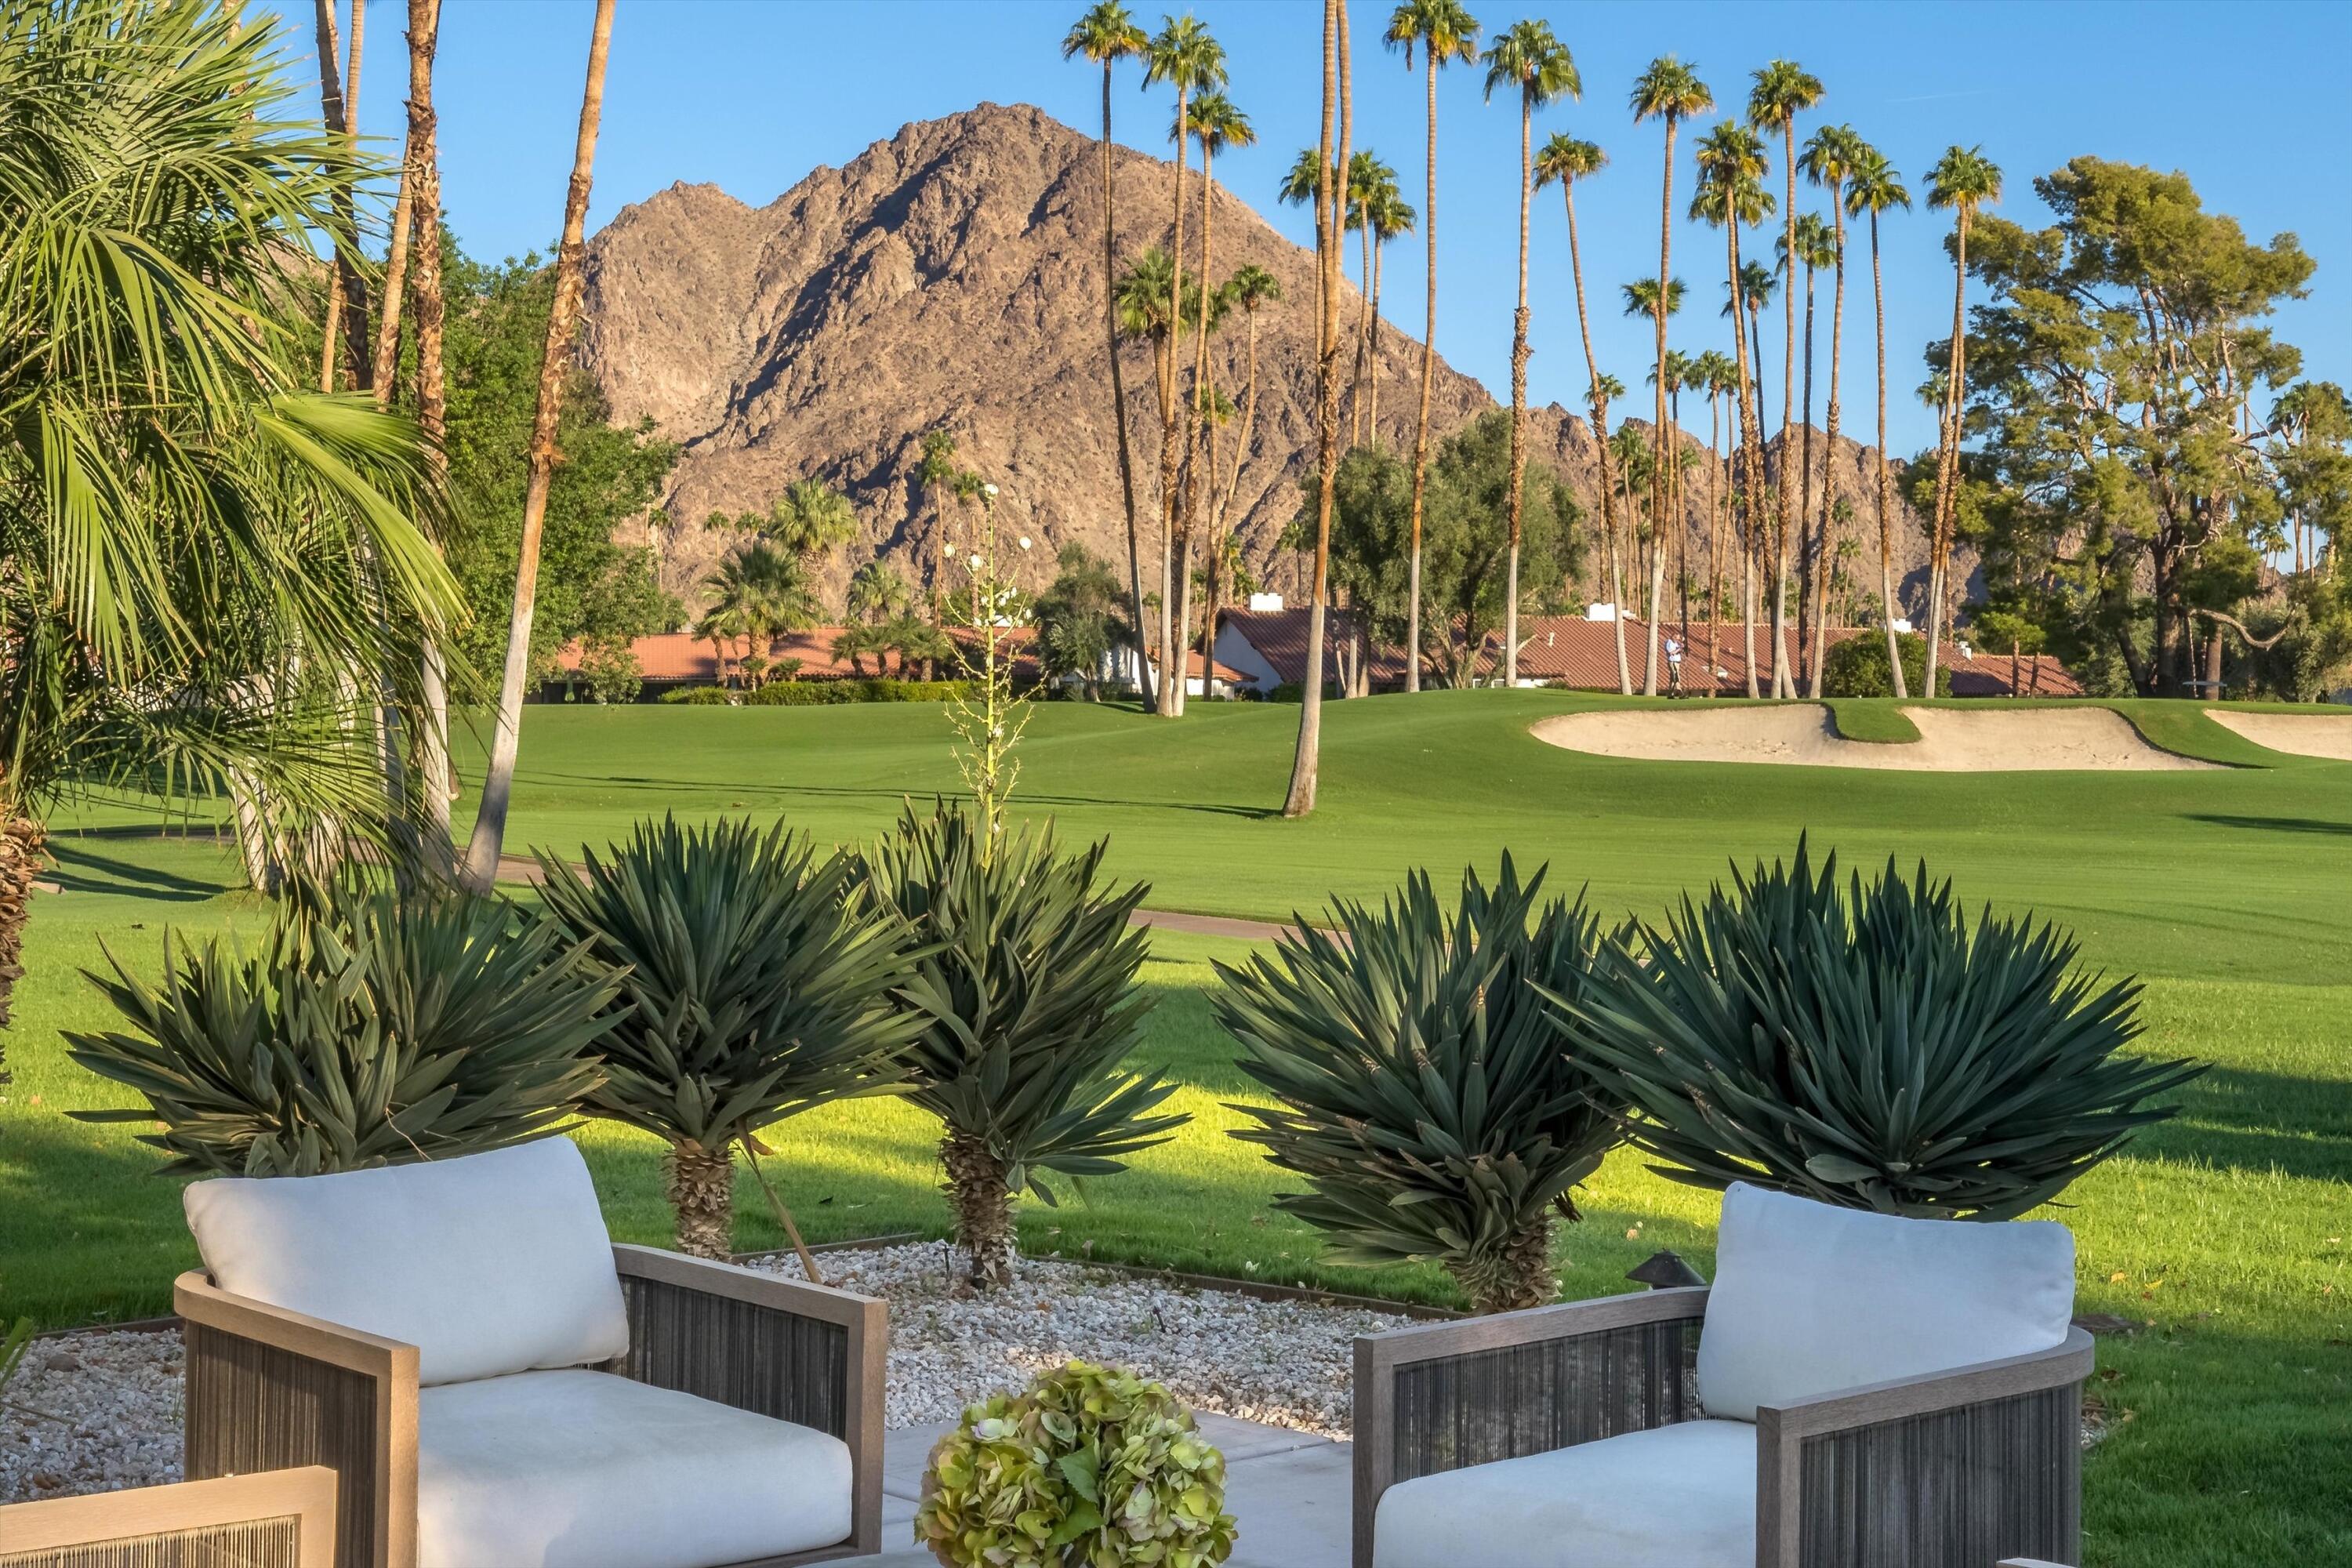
[944,481,1033,862]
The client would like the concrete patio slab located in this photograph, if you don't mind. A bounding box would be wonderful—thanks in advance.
[866,1415,1351,1568]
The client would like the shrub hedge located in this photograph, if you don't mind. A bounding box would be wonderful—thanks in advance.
[657,679,979,706]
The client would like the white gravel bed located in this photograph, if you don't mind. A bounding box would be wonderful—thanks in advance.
[753,1242,1417,1436]
[0,1330,183,1504]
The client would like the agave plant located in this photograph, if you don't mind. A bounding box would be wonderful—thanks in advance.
[534,815,922,1260]
[856,802,1183,1289]
[67,880,612,1176]
[1552,840,2204,1219]
[1214,857,1627,1314]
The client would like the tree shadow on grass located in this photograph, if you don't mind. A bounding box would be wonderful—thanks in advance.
[2128,1063,2352,1185]
[2182,813,2352,837]
[42,840,234,902]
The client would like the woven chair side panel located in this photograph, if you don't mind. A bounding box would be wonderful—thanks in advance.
[1389,1318,1696,1484]
[615,1275,849,1437]
[1797,1385,2082,1568]
[182,1325,376,1568]
[0,1516,303,1568]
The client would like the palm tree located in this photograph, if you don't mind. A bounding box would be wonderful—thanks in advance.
[1923,144,2002,693]
[1631,56,1714,692]
[1062,3,1154,710]
[1621,275,1685,694]
[1143,14,1225,719]
[699,544,820,688]
[1,0,464,1041]
[770,477,859,566]
[1800,123,1865,695]
[848,560,912,626]
[1386,0,1483,695]
[1693,348,1741,674]
[1284,0,1348,819]
[1692,121,1772,696]
[1778,209,1838,692]
[1341,150,1399,445]
[1745,61,1822,698]
[1534,130,1619,691]
[1653,348,1698,662]
[1483,20,1578,688]
[1365,182,1415,441]
[461,0,619,893]
[1200,267,1280,684]
[398,0,455,861]
[309,0,373,393]
[1173,88,1252,716]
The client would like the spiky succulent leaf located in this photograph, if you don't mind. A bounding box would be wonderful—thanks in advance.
[856,803,1183,1194]
[67,880,612,1175]
[1212,855,1628,1308]
[915,1360,1236,1568]
[533,814,922,1151]
[1549,838,2205,1219]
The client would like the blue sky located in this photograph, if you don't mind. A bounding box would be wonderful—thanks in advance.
[307,0,2350,457]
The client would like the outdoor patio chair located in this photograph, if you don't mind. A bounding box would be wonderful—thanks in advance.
[0,1466,336,1567]
[172,1137,884,1568]
[1354,1182,2092,1568]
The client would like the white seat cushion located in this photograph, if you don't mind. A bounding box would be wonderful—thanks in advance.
[1696,1181,2075,1421]
[1374,1419,1755,1568]
[416,1369,853,1568]
[183,1138,630,1385]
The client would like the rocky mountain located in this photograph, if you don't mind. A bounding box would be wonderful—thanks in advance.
[578,101,1934,617]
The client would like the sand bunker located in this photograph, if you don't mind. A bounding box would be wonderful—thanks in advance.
[2204,709,2352,761]
[1532,704,2219,771]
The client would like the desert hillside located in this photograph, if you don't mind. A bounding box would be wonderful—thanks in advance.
[577,101,1932,612]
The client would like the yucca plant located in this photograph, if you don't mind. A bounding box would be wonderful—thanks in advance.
[535,815,923,1261]
[1551,839,2204,1219]
[67,880,612,1176]
[1214,856,1627,1313]
[856,802,1184,1289]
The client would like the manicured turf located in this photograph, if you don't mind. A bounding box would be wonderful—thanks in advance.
[9,691,2350,1566]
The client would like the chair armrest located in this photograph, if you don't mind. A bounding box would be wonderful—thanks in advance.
[0,1466,338,1566]
[1352,1287,1708,1568]
[1756,1328,2095,1568]
[608,1244,887,1558]
[175,1272,418,1568]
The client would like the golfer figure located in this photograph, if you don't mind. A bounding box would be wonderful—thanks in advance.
[1665,634,1684,696]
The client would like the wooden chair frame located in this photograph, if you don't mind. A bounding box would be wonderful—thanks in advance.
[0,1465,336,1566]
[176,1244,885,1568]
[1353,1284,2093,1568]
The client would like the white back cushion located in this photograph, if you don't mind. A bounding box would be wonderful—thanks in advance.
[1695,1182,2074,1421]
[184,1138,630,1385]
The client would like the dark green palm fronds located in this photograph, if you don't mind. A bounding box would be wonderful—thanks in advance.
[534,815,920,1149]
[67,880,612,1176]
[1213,855,1628,1310]
[1552,838,2204,1219]
[856,802,1183,1200]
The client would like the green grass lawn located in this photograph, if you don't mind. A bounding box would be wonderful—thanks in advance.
[9,691,2350,1566]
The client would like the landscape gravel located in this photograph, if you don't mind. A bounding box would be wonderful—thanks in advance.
[0,1330,183,1504]
[751,1242,1417,1435]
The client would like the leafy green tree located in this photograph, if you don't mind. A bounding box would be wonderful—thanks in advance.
[1034,545,1131,700]
[1387,0,1485,695]
[439,252,677,692]
[1483,20,1578,687]
[1955,158,2311,693]
[0,0,464,1059]
[1307,411,1582,687]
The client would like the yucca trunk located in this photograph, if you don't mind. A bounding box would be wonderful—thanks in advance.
[666,1139,735,1261]
[942,1131,1018,1289]
[1451,1217,1555,1316]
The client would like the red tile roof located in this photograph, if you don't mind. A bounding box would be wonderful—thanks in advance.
[1469,618,2082,698]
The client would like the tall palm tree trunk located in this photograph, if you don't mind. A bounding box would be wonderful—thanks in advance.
[1098,62,1156,710]
[1812,189,1848,696]
[1868,210,1904,697]
[1562,183,1627,695]
[1406,53,1439,693]
[1367,237,1383,439]
[311,0,373,393]
[1645,426,1668,691]
[1923,211,1971,699]
[1285,0,1345,818]
[1773,125,1798,697]
[1172,140,1221,719]
[405,0,455,855]
[459,0,616,893]
[1647,118,1677,696]
[1352,222,1373,447]
[1726,222,1762,697]
[1503,94,1531,688]
[1706,389,1724,684]
[1155,82,1191,720]
[1796,256,1817,694]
